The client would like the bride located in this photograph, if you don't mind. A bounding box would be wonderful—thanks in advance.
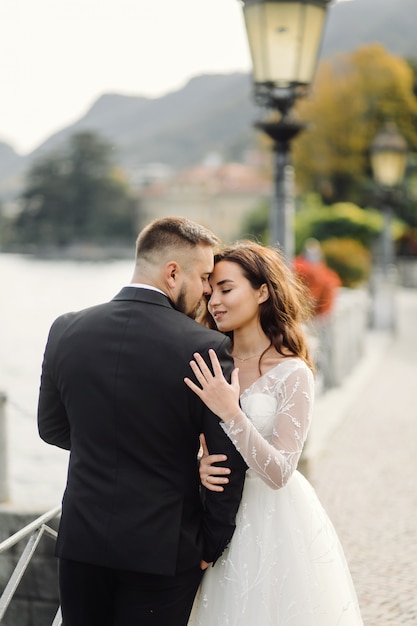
[185,240,363,626]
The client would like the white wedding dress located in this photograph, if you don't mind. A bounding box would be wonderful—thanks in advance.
[189,358,363,626]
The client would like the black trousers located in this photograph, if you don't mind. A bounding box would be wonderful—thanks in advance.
[58,558,204,626]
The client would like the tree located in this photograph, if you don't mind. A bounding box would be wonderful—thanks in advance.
[13,132,139,247]
[239,198,270,244]
[293,44,417,205]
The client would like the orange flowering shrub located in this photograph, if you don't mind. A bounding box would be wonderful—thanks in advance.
[293,255,341,316]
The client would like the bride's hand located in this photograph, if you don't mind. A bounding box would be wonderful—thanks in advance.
[184,349,241,422]
[199,434,231,493]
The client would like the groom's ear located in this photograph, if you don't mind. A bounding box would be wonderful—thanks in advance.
[164,261,180,288]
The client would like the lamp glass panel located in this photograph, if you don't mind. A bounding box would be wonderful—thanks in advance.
[298,5,327,83]
[244,2,326,86]
[243,4,266,82]
[371,152,407,187]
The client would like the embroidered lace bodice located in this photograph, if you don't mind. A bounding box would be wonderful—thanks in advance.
[221,358,314,489]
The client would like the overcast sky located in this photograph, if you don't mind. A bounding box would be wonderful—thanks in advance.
[1,0,353,155]
[0,0,253,154]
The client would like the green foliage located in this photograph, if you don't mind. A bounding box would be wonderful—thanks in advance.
[295,200,383,253]
[241,195,386,260]
[239,199,270,244]
[397,226,417,256]
[321,238,372,287]
[0,204,11,248]
[405,57,417,97]
[12,132,139,248]
[241,195,408,286]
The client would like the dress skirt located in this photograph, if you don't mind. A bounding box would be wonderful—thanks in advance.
[189,469,363,626]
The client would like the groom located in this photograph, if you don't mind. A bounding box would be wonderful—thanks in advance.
[38,216,247,626]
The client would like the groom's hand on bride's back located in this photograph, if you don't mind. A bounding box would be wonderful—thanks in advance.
[199,433,231,492]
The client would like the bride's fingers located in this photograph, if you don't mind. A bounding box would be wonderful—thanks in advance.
[192,352,214,380]
[208,349,224,377]
[184,376,204,397]
[209,475,229,485]
[188,359,210,386]
[202,476,225,493]
[201,454,228,468]
[231,367,240,390]
[208,350,239,393]
[206,469,230,483]
[205,483,224,493]
[199,433,209,457]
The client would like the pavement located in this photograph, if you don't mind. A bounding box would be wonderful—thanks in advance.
[306,287,417,626]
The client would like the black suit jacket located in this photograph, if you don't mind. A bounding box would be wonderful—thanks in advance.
[38,287,247,575]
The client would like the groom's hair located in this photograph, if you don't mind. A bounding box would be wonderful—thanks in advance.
[135,216,220,265]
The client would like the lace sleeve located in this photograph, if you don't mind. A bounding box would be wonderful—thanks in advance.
[221,362,314,490]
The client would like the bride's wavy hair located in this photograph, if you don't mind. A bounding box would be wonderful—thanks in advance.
[200,240,315,371]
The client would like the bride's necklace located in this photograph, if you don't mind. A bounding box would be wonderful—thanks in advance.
[232,352,263,362]
[232,345,270,362]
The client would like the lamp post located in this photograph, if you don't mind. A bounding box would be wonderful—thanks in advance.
[370,121,408,330]
[239,0,331,258]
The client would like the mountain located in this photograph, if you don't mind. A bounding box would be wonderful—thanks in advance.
[321,0,417,60]
[32,72,257,173]
[0,0,416,198]
[0,142,26,183]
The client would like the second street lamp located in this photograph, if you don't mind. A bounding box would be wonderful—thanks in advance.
[370,122,408,276]
[239,0,332,258]
[370,121,408,331]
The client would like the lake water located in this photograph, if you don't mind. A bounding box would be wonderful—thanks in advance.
[0,252,136,510]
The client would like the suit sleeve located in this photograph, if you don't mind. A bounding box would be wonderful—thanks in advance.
[200,336,247,564]
[37,316,72,450]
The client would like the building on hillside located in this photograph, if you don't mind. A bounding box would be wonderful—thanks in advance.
[138,162,271,243]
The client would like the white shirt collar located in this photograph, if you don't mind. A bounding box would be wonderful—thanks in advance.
[128,283,168,297]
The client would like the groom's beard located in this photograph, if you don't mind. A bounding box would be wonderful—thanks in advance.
[175,285,201,320]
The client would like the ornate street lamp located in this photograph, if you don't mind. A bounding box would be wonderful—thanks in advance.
[239,0,332,258]
[370,121,408,330]
[370,122,408,274]
[371,121,408,188]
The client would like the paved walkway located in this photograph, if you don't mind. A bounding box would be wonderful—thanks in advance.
[309,288,417,626]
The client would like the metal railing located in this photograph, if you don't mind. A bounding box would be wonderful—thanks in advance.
[0,506,62,625]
